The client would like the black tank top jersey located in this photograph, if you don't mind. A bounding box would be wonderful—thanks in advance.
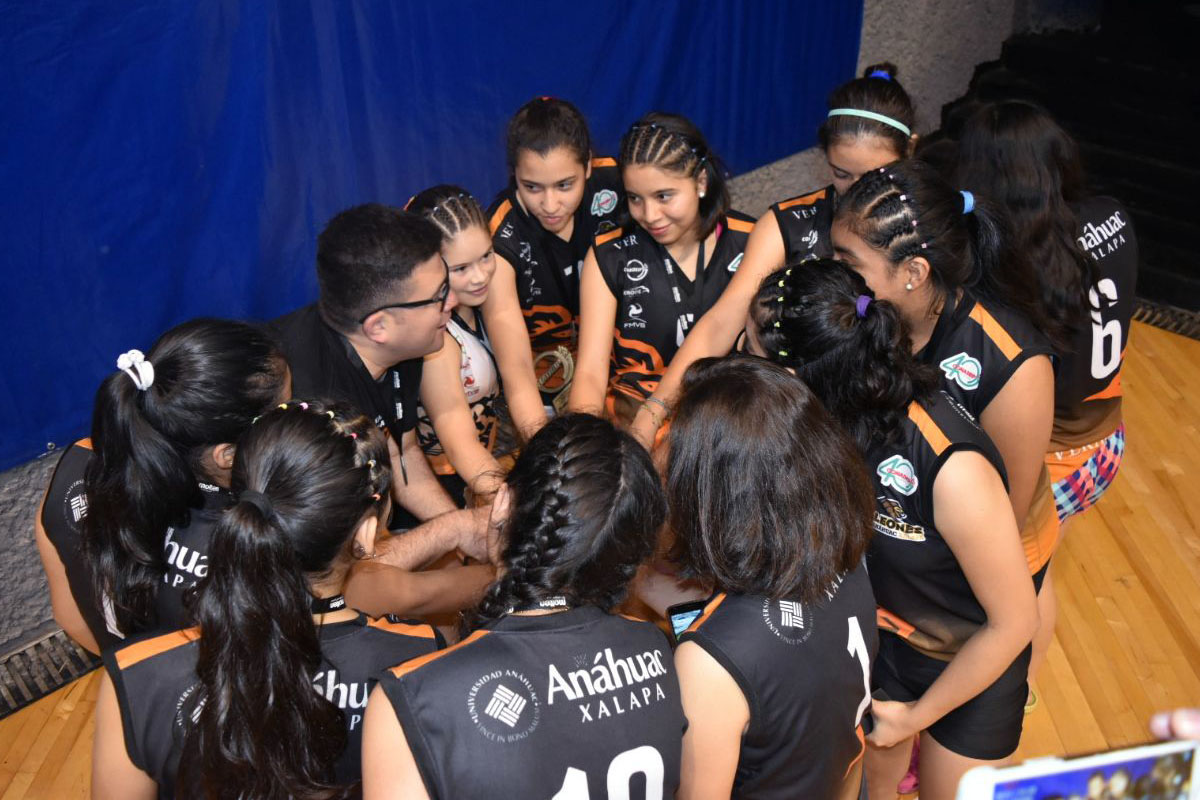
[768,185,836,264]
[917,291,1054,421]
[1052,196,1139,449]
[594,211,755,401]
[487,158,625,354]
[869,391,1012,660]
[103,614,440,796]
[41,440,231,650]
[677,561,877,799]
[379,606,686,800]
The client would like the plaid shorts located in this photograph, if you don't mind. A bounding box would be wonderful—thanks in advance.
[1047,424,1126,523]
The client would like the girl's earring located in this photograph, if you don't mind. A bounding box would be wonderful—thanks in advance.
[905,282,914,291]
[698,190,706,199]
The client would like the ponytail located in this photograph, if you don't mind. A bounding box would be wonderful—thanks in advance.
[83,319,287,634]
[834,159,1059,348]
[472,413,664,629]
[178,401,390,800]
[750,261,938,451]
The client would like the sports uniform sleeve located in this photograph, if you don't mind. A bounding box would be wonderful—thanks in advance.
[378,672,446,800]
[101,649,150,774]
[592,229,626,298]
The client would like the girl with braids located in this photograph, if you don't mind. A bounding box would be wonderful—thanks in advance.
[664,356,877,800]
[93,401,442,799]
[486,97,626,414]
[569,111,754,425]
[749,260,1038,800]
[956,100,1138,693]
[362,413,686,800]
[628,63,917,446]
[831,159,1061,579]
[36,318,289,654]
[407,184,543,503]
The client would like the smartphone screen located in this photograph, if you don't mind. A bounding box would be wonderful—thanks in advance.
[667,600,707,643]
[990,747,1195,799]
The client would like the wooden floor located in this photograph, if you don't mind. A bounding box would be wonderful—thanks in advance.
[1,320,1198,797]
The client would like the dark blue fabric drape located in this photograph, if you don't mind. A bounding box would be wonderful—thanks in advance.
[0,0,862,470]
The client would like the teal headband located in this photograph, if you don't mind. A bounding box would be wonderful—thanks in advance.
[826,108,911,137]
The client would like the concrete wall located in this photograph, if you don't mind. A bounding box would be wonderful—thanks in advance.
[0,0,1102,655]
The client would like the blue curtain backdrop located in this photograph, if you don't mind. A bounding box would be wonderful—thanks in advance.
[0,1,862,471]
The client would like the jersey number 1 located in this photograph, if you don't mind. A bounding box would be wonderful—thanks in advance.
[552,745,665,800]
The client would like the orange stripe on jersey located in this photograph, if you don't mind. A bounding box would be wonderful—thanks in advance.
[844,726,866,778]
[1084,371,1123,402]
[591,156,617,168]
[968,304,1022,361]
[76,438,93,450]
[876,607,915,640]
[595,227,624,247]
[726,217,754,234]
[907,402,951,456]
[777,188,828,210]
[488,199,513,235]
[367,617,439,639]
[388,629,491,679]
[116,627,200,671]
[684,593,728,636]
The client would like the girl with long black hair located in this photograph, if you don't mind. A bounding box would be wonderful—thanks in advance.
[628,62,919,445]
[956,99,1138,687]
[36,318,289,653]
[749,261,1038,800]
[830,159,1060,577]
[362,413,686,799]
[665,357,877,800]
[485,97,626,415]
[570,112,754,427]
[93,401,442,799]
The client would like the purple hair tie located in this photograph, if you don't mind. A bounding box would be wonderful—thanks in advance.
[855,295,872,318]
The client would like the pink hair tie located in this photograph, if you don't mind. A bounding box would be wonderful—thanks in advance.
[349,433,357,440]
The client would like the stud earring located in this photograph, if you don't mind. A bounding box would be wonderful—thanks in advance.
[698,191,706,198]
[905,282,914,291]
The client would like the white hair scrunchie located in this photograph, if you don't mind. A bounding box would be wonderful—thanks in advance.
[116,349,155,391]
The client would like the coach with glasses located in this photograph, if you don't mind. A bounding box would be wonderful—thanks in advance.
[274,204,460,524]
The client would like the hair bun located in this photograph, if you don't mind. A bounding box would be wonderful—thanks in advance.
[862,62,899,81]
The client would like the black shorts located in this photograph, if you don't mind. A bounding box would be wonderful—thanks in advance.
[872,631,1031,760]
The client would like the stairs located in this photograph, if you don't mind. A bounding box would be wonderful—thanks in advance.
[931,3,1200,310]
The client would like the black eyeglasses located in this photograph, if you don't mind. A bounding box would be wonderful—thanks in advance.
[358,264,451,323]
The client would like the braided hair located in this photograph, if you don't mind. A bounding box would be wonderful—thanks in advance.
[178,400,389,799]
[834,159,1059,348]
[406,185,488,244]
[472,413,664,626]
[618,112,731,239]
[750,260,937,452]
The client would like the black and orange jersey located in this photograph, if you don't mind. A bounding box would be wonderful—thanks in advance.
[103,614,440,795]
[869,391,1015,659]
[487,158,625,355]
[918,290,1053,421]
[593,212,755,401]
[1052,197,1139,450]
[41,439,231,649]
[377,606,685,800]
[768,185,836,264]
[677,562,877,799]
[273,304,423,442]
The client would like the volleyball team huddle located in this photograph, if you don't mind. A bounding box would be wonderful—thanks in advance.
[37,60,1138,799]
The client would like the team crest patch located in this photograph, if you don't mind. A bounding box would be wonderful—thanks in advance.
[939,352,982,390]
[877,455,919,496]
[873,496,926,541]
[468,669,541,743]
[61,478,88,532]
[761,598,814,645]
[726,253,744,273]
[591,189,618,217]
